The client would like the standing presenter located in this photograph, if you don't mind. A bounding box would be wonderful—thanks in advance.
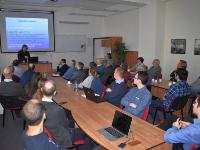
[18,44,30,63]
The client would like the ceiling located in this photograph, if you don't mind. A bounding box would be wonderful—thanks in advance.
[0,0,148,17]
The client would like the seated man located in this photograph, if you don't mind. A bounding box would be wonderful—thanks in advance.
[63,60,76,81]
[91,71,104,95]
[164,96,200,150]
[41,80,95,149]
[96,58,106,75]
[170,60,188,82]
[0,66,26,97]
[150,68,190,121]
[20,63,35,87]
[121,71,152,117]
[1,65,20,83]
[104,67,128,107]
[22,99,64,150]
[129,57,148,75]
[57,59,69,76]
[70,62,87,84]
[12,59,25,78]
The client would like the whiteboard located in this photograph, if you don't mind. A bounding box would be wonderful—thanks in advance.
[55,34,87,52]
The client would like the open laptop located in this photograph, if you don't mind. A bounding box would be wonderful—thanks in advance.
[83,87,105,103]
[29,57,38,63]
[98,110,132,141]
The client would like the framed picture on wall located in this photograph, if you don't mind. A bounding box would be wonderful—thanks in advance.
[194,39,200,55]
[171,39,186,54]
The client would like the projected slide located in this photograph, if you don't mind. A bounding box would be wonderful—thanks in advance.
[5,17,49,51]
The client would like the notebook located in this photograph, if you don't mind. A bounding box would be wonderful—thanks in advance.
[83,87,105,103]
[98,110,132,141]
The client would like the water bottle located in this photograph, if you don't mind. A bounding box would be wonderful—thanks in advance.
[74,81,79,93]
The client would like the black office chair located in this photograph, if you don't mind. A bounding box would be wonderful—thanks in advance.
[0,95,26,128]
[153,96,188,124]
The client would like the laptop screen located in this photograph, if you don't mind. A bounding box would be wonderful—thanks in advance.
[112,110,132,135]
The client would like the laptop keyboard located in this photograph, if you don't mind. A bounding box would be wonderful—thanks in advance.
[105,127,124,138]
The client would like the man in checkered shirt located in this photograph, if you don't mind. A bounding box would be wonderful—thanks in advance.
[150,68,190,121]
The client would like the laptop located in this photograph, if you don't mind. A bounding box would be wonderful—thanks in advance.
[98,110,132,141]
[29,57,38,63]
[83,87,105,103]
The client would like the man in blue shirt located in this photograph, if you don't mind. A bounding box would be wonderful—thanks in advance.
[149,68,190,121]
[22,99,65,150]
[63,60,76,81]
[104,67,128,107]
[164,96,200,150]
[121,71,152,117]
[20,63,35,87]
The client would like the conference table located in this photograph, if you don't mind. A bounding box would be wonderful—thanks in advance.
[53,77,172,150]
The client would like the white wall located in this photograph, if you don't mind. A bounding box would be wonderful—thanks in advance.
[104,9,139,51]
[163,0,200,82]
[0,7,104,70]
[104,0,165,69]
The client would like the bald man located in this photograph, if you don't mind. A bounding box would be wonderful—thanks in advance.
[41,80,95,150]
[0,66,26,97]
[22,99,65,150]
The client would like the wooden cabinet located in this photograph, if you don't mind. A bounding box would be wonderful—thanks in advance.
[101,39,111,47]
[125,51,138,67]
[101,37,122,65]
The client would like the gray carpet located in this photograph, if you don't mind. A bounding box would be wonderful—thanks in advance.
[0,111,24,150]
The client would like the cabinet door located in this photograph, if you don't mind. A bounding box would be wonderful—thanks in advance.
[125,51,138,67]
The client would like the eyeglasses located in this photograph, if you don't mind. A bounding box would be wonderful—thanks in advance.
[133,77,139,80]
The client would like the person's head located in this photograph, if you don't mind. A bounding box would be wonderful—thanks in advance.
[77,62,84,70]
[152,59,160,67]
[89,68,96,77]
[89,62,97,69]
[137,57,144,64]
[177,60,187,69]
[133,71,148,86]
[3,66,13,79]
[22,99,46,126]
[114,67,124,80]
[28,63,35,71]
[60,59,66,65]
[21,44,28,52]
[96,59,102,65]
[12,59,20,67]
[192,96,200,117]
[107,53,112,59]
[71,60,76,67]
[42,80,56,98]
[175,68,188,81]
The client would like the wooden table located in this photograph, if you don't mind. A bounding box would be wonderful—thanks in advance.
[151,79,170,99]
[53,77,171,150]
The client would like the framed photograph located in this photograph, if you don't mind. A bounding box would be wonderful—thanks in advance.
[194,39,200,55]
[171,39,186,54]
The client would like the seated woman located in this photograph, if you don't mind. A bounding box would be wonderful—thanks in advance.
[170,60,188,81]
[78,68,95,89]
[25,72,42,98]
[32,77,48,100]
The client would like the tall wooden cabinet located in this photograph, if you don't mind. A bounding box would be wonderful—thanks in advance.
[125,51,138,67]
[101,37,122,65]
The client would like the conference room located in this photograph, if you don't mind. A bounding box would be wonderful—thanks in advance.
[0,0,200,150]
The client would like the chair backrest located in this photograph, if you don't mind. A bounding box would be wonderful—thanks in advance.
[169,96,188,111]
[0,95,26,109]
[141,106,149,121]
